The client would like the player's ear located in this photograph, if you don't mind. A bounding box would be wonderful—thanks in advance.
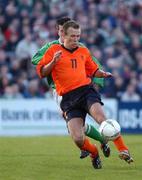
[55,24,59,30]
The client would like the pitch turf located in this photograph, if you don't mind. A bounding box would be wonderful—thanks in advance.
[0,135,141,180]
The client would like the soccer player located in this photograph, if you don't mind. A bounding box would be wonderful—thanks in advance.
[36,20,133,169]
[32,17,110,159]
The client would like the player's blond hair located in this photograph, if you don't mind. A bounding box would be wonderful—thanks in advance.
[63,20,80,34]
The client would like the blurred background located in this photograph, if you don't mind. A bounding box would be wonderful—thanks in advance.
[0,0,142,136]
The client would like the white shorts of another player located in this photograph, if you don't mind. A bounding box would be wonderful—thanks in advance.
[52,89,62,107]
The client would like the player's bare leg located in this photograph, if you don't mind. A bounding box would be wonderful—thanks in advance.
[89,102,133,163]
[67,117,102,169]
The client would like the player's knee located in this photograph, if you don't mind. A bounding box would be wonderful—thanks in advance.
[95,114,106,124]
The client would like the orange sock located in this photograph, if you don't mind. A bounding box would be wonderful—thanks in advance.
[113,135,128,152]
[81,138,98,156]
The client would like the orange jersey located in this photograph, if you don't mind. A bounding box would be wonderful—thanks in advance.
[36,44,98,95]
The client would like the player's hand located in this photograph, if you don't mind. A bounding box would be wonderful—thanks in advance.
[53,50,62,64]
[103,72,113,78]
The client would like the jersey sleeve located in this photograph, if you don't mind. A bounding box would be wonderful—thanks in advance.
[36,46,54,78]
[92,56,103,70]
[31,40,59,65]
[85,49,99,77]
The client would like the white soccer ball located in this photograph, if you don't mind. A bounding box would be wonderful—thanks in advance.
[99,119,121,141]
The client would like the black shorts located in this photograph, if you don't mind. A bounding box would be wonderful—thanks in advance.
[60,84,103,123]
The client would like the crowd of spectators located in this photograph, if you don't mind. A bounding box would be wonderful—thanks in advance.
[0,0,142,101]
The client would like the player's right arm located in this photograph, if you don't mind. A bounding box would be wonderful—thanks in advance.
[40,50,62,77]
[36,44,62,78]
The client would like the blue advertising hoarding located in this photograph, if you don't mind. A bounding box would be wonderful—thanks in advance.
[0,99,142,136]
[118,102,142,133]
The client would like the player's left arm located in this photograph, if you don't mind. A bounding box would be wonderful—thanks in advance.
[80,43,104,87]
[85,49,113,78]
[79,42,103,70]
[94,69,113,78]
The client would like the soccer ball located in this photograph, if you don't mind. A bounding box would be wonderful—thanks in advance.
[99,119,121,141]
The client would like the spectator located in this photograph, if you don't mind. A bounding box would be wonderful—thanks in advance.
[3,83,23,99]
[15,33,38,60]
[121,84,141,102]
[23,79,44,98]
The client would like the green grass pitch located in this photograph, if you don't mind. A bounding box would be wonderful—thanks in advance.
[0,135,141,180]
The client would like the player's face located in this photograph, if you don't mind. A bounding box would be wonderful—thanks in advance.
[57,25,63,38]
[63,27,81,49]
